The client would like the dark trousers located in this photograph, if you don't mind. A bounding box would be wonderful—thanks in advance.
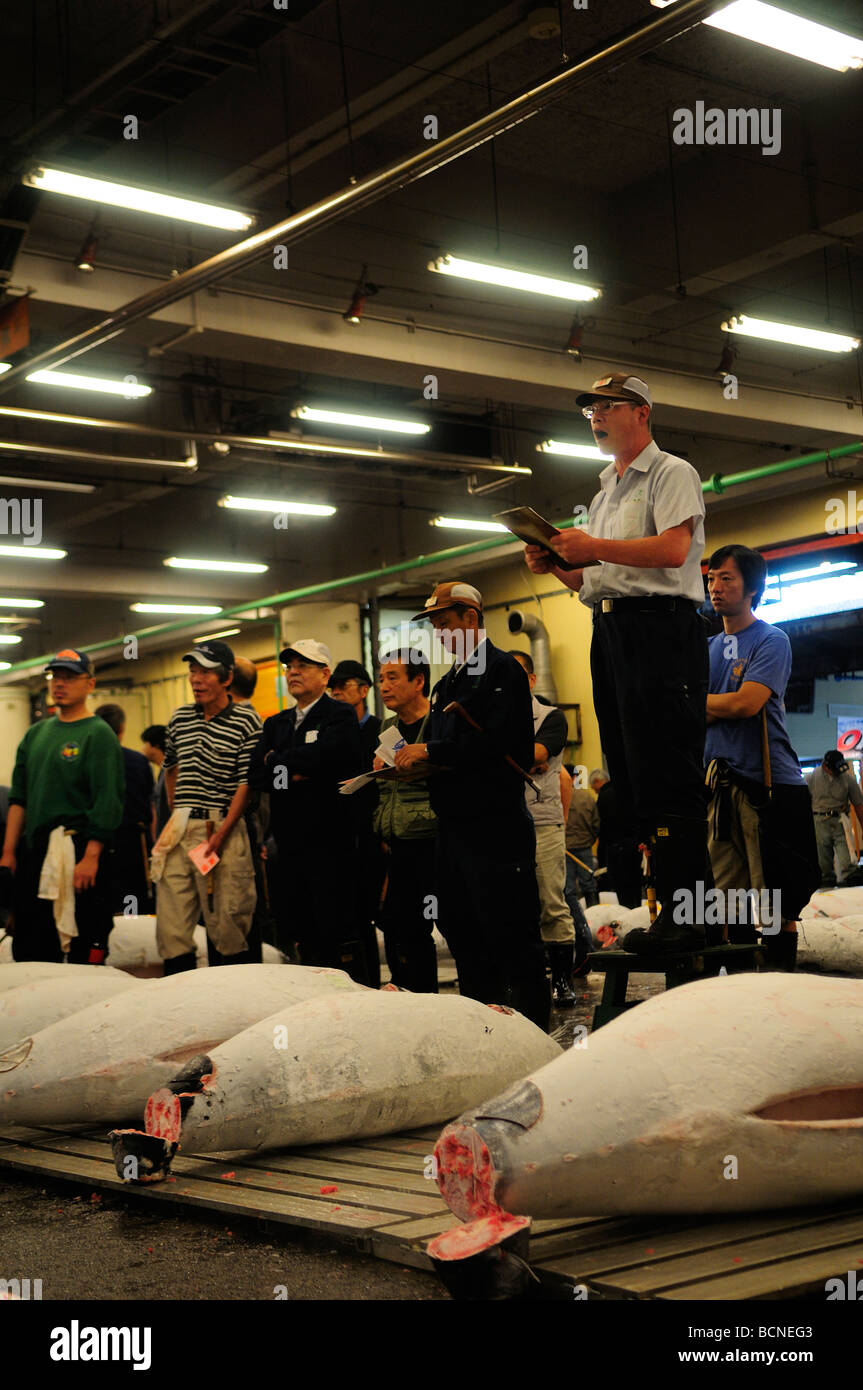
[380,836,438,993]
[356,827,385,989]
[605,840,643,909]
[11,832,114,963]
[591,606,709,903]
[272,831,368,984]
[435,813,550,1031]
[104,824,153,918]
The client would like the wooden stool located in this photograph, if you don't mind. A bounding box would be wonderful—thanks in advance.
[589,943,763,1031]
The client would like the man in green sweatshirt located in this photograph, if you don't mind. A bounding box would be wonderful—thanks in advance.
[0,648,124,962]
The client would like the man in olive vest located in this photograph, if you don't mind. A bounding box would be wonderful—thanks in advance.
[373,651,438,992]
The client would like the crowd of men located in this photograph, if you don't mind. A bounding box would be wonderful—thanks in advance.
[2,372,860,1024]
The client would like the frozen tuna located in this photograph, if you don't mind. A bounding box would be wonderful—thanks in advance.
[112,992,562,1180]
[796,915,863,975]
[106,915,285,973]
[0,970,143,1049]
[0,964,364,1126]
[432,973,863,1240]
[0,962,126,993]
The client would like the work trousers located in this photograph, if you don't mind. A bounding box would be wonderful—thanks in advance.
[605,840,643,909]
[814,814,855,885]
[565,844,599,906]
[11,831,114,963]
[562,856,596,956]
[104,823,153,918]
[435,812,549,1029]
[380,836,438,992]
[156,814,255,961]
[590,605,709,835]
[534,823,574,945]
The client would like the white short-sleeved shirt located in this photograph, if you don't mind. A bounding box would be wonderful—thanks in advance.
[578,440,706,607]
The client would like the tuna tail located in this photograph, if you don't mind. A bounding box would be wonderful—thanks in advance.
[110,1128,177,1183]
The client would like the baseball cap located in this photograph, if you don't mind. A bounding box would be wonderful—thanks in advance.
[575,372,653,409]
[280,638,331,667]
[330,659,372,686]
[44,648,93,676]
[412,581,483,621]
[823,749,849,773]
[182,640,235,671]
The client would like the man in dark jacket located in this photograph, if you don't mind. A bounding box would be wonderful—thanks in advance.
[330,658,383,986]
[95,703,154,916]
[393,582,550,1030]
[248,639,366,980]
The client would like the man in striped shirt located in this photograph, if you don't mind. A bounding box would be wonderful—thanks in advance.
[155,640,262,971]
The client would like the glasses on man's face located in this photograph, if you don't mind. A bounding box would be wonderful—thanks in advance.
[581,400,633,421]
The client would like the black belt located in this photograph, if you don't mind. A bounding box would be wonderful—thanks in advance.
[814,810,843,818]
[596,596,697,614]
[183,806,228,819]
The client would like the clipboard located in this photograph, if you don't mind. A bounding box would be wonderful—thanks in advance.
[493,505,579,570]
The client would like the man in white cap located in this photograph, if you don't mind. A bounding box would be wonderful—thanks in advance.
[248,639,366,980]
[393,582,550,1029]
[156,640,261,971]
[525,371,711,954]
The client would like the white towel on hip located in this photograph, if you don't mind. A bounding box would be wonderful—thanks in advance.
[149,807,192,884]
[37,826,77,953]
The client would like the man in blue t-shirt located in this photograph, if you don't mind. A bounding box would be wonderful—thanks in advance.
[705,544,818,969]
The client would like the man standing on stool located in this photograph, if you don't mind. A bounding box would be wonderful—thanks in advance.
[1,648,123,963]
[155,640,260,972]
[393,581,550,1029]
[525,371,710,953]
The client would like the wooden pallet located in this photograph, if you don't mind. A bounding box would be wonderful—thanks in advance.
[1,1124,860,1297]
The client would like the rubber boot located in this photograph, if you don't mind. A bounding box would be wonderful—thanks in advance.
[763,928,797,972]
[548,943,577,1008]
[622,817,708,956]
[163,951,197,975]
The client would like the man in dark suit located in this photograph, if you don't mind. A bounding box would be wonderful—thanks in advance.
[330,658,384,987]
[95,703,155,916]
[247,639,366,980]
[393,582,550,1030]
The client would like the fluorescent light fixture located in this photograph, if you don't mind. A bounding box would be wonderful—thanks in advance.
[0,597,44,608]
[0,634,22,645]
[428,254,601,303]
[194,628,242,642]
[430,516,509,533]
[765,560,857,585]
[760,570,863,623]
[0,662,10,670]
[705,1,863,72]
[721,315,860,353]
[218,495,336,517]
[23,167,254,231]
[164,557,268,575]
[130,602,223,615]
[0,545,66,560]
[291,406,430,436]
[24,369,151,398]
[537,439,608,460]
[652,0,863,70]
[0,474,95,494]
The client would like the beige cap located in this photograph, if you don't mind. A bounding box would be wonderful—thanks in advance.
[280,638,331,666]
[575,372,652,409]
[412,580,483,621]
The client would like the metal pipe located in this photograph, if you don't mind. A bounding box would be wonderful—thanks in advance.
[506,609,558,703]
[4,417,848,681]
[0,439,194,469]
[0,406,528,476]
[0,0,724,395]
[704,442,863,494]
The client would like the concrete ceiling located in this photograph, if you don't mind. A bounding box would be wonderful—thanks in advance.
[0,0,861,673]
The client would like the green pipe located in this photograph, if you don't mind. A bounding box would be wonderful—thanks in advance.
[4,440,859,677]
[704,441,863,495]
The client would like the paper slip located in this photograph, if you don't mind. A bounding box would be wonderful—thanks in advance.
[375,725,406,767]
[338,770,386,795]
[188,842,220,875]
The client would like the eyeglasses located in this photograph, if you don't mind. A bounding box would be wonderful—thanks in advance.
[581,400,635,421]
